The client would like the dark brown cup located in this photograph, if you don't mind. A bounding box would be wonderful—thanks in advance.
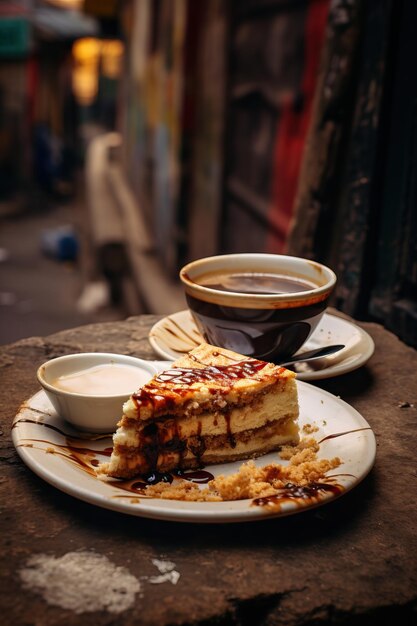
[179,253,337,363]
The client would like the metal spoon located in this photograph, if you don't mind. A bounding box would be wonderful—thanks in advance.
[279,344,345,367]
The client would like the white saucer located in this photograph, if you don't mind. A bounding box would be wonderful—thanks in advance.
[149,310,375,381]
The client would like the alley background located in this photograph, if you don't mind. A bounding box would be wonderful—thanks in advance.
[1,0,416,349]
[0,193,127,345]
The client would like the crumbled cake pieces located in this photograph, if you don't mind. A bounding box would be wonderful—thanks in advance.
[140,437,341,502]
[100,342,300,478]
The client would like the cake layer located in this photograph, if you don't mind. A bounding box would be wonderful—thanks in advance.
[102,418,300,478]
[116,381,298,445]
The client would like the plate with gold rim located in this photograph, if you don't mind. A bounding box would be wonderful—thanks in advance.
[148,310,375,381]
[12,380,376,523]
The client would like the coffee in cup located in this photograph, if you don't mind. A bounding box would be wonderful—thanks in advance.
[179,253,336,362]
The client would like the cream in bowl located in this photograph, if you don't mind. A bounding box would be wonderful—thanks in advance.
[37,353,158,433]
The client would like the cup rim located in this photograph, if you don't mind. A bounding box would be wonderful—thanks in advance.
[179,253,337,310]
[37,352,157,401]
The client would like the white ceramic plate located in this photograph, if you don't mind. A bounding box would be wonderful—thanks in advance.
[12,381,376,523]
[149,310,375,381]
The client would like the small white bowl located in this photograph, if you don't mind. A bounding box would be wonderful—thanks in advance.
[37,353,158,433]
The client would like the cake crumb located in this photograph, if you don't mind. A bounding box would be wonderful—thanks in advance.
[145,480,221,501]
[303,423,319,434]
[279,437,319,460]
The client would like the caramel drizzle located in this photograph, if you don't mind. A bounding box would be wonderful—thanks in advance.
[132,359,274,414]
[155,360,269,384]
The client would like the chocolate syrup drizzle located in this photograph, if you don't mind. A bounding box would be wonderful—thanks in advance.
[252,481,343,509]
[318,427,371,444]
[108,468,215,498]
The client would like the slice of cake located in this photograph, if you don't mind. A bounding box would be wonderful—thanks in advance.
[101,343,299,479]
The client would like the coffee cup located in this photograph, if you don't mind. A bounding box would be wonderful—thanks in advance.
[179,253,336,362]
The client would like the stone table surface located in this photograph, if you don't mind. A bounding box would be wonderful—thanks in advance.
[1,315,416,626]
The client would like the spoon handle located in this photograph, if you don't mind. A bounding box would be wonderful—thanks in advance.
[279,344,345,367]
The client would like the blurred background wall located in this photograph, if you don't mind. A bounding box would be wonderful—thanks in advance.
[0,0,416,350]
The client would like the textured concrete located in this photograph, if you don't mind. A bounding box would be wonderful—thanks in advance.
[0,315,416,625]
